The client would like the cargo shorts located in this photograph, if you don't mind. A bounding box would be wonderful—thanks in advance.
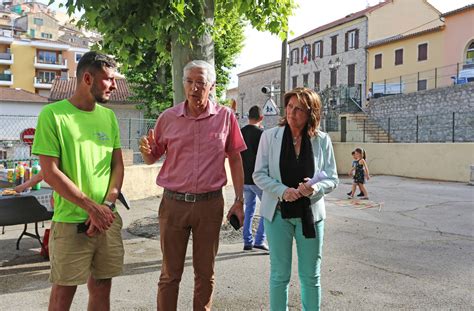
[48,213,124,286]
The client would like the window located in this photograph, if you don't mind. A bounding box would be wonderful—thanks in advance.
[312,40,323,59]
[330,69,337,87]
[347,64,355,87]
[41,32,52,39]
[292,76,298,89]
[331,35,338,55]
[466,41,474,63]
[301,45,311,64]
[29,29,35,37]
[345,29,359,51]
[417,79,427,91]
[418,43,428,61]
[374,54,382,69]
[290,48,299,65]
[314,71,321,90]
[303,73,309,87]
[395,49,403,65]
[37,71,56,83]
[75,52,84,63]
[38,50,58,64]
[33,18,43,26]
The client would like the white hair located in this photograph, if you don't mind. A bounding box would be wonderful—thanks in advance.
[183,60,216,84]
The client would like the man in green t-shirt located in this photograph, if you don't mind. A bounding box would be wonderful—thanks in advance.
[32,51,125,310]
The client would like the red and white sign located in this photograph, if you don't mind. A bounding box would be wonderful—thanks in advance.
[20,128,36,145]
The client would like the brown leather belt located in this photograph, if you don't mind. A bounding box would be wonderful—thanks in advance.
[163,189,222,203]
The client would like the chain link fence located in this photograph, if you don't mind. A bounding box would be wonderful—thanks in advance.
[0,115,157,165]
[1,110,472,166]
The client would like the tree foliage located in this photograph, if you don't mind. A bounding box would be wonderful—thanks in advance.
[54,0,295,116]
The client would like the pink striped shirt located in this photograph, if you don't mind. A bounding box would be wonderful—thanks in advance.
[151,101,246,193]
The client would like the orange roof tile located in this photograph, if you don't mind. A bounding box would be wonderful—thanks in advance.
[49,77,138,104]
[0,87,49,103]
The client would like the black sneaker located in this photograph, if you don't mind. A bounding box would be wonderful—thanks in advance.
[357,192,364,197]
[243,244,253,251]
[253,244,269,251]
[347,191,352,196]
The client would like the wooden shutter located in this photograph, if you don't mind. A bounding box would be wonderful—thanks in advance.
[395,49,403,65]
[347,64,355,86]
[331,36,337,55]
[418,43,427,61]
[320,40,324,58]
[345,32,348,51]
[375,54,382,69]
[314,71,320,90]
[312,43,316,60]
[355,29,359,49]
[330,69,337,87]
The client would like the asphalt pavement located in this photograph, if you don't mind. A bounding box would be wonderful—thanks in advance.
[0,175,472,310]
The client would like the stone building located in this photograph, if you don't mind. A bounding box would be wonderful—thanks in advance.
[288,0,443,107]
[237,60,281,128]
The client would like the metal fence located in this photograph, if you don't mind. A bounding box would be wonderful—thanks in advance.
[1,111,472,166]
[0,115,157,165]
[344,111,474,143]
[371,61,474,97]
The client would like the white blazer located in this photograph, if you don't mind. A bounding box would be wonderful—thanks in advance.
[253,126,339,223]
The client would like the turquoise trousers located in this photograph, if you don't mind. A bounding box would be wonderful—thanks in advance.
[264,210,325,311]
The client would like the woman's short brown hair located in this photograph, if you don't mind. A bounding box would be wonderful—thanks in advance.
[279,87,322,137]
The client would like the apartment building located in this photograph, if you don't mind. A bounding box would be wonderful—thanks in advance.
[0,31,88,96]
[15,11,58,40]
[0,6,93,97]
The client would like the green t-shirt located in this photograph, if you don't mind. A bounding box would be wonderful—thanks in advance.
[32,99,121,223]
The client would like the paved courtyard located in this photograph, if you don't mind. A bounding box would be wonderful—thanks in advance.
[0,175,472,310]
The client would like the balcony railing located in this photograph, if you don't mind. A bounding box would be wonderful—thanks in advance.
[0,52,12,60]
[0,73,13,85]
[34,56,67,69]
[0,52,13,65]
[33,77,53,89]
[0,73,12,81]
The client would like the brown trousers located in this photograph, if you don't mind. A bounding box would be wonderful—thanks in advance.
[157,194,224,311]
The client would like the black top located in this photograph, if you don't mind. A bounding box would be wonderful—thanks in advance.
[279,124,316,239]
[240,124,263,185]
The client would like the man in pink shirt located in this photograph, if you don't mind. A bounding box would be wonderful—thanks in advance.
[139,60,246,310]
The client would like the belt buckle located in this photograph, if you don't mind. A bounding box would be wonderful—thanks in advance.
[184,193,196,203]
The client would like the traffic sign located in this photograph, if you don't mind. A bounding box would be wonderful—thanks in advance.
[20,128,36,146]
[263,98,279,116]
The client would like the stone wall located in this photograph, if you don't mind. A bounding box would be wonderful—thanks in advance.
[237,61,282,128]
[368,83,474,142]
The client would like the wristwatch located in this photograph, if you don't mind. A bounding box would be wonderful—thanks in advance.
[103,200,116,211]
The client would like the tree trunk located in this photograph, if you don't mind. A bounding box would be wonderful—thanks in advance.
[170,0,215,104]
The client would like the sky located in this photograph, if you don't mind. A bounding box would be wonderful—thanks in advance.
[44,0,472,87]
[230,0,473,87]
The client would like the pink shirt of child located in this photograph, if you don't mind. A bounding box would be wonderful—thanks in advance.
[151,100,246,194]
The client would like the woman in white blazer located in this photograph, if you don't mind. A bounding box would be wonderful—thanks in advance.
[253,87,338,311]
